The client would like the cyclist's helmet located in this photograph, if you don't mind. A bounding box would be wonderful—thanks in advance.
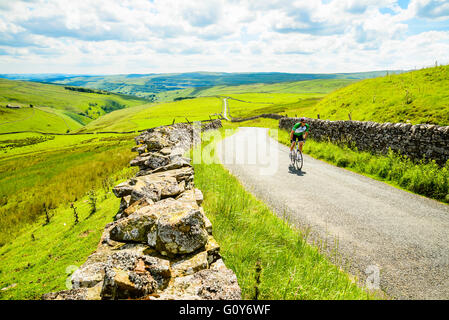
[300,117,306,122]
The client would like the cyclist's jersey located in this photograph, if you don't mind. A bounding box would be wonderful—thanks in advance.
[292,123,309,136]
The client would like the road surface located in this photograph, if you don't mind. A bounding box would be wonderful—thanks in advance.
[222,98,230,120]
[215,127,449,299]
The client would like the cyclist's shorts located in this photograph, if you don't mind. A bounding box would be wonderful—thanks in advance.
[291,135,305,142]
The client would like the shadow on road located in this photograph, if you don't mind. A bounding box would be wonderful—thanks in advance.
[288,166,306,176]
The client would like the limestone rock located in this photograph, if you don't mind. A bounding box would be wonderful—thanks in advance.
[121,198,154,218]
[109,198,203,247]
[137,157,191,176]
[171,251,209,277]
[71,252,109,289]
[130,152,170,170]
[194,189,204,205]
[202,212,213,235]
[146,136,171,151]
[99,248,171,299]
[112,168,193,203]
[176,188,203,206]
[42,283,103,300]
[109,211,158,243]
[112,181,135,198]
[118,195,132,213]
[160,147,172,155]
[153,260,241,300]
[156,209,208,256]
[101,267,157,300]
[205,236,220,265]
[131,144,147,155]
[98,222,125,250]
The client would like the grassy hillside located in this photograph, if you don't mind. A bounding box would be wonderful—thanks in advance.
[0,132,138,246]
[214,80,357,119]
[156,79,357,101]
[311,65,449,125]
[0,171,133,299]
[0,106,84,134]
[0,78,148,132]
[156,79,358,101]
[80,96,223,132]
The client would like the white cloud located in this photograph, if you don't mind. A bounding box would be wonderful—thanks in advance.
[410,0,449,19]
[0,0,448,74]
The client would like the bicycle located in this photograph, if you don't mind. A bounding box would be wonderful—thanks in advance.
[290,141,303,171]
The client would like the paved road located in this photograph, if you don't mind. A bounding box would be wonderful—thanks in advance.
[222,98,230,120]
[216,127,449,299]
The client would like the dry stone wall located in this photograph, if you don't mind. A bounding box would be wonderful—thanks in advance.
[43,120,241,300]
[280,117,449,165]
[229,113,284,123]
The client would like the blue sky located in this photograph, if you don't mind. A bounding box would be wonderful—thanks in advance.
[0,0,448,74]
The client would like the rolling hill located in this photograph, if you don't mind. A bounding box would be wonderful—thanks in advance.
[154,78,358,101]
[79,97,222,132]
[2,71,401,100]
[310,65,449,125]
[0,106,84,134]
[0,78,148,133]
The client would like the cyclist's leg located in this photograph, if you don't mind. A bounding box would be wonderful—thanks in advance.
[299,141,304,153]
[290,138,296,152]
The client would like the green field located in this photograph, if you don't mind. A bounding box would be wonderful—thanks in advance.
[0,133,137,246]
[156,78,357,101]
[0,78,148,132]
[0,106,85,133]
[80,96,223,132]
[311,65,449,125]
[0,172,133,299]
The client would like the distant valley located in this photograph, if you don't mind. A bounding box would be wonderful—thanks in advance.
[0,71,402,101]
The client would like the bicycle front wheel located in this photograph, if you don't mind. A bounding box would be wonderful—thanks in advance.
[290,150,295,167]
[295,150,303,171]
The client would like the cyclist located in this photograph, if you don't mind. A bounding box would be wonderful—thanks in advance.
[290,117,309,155]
